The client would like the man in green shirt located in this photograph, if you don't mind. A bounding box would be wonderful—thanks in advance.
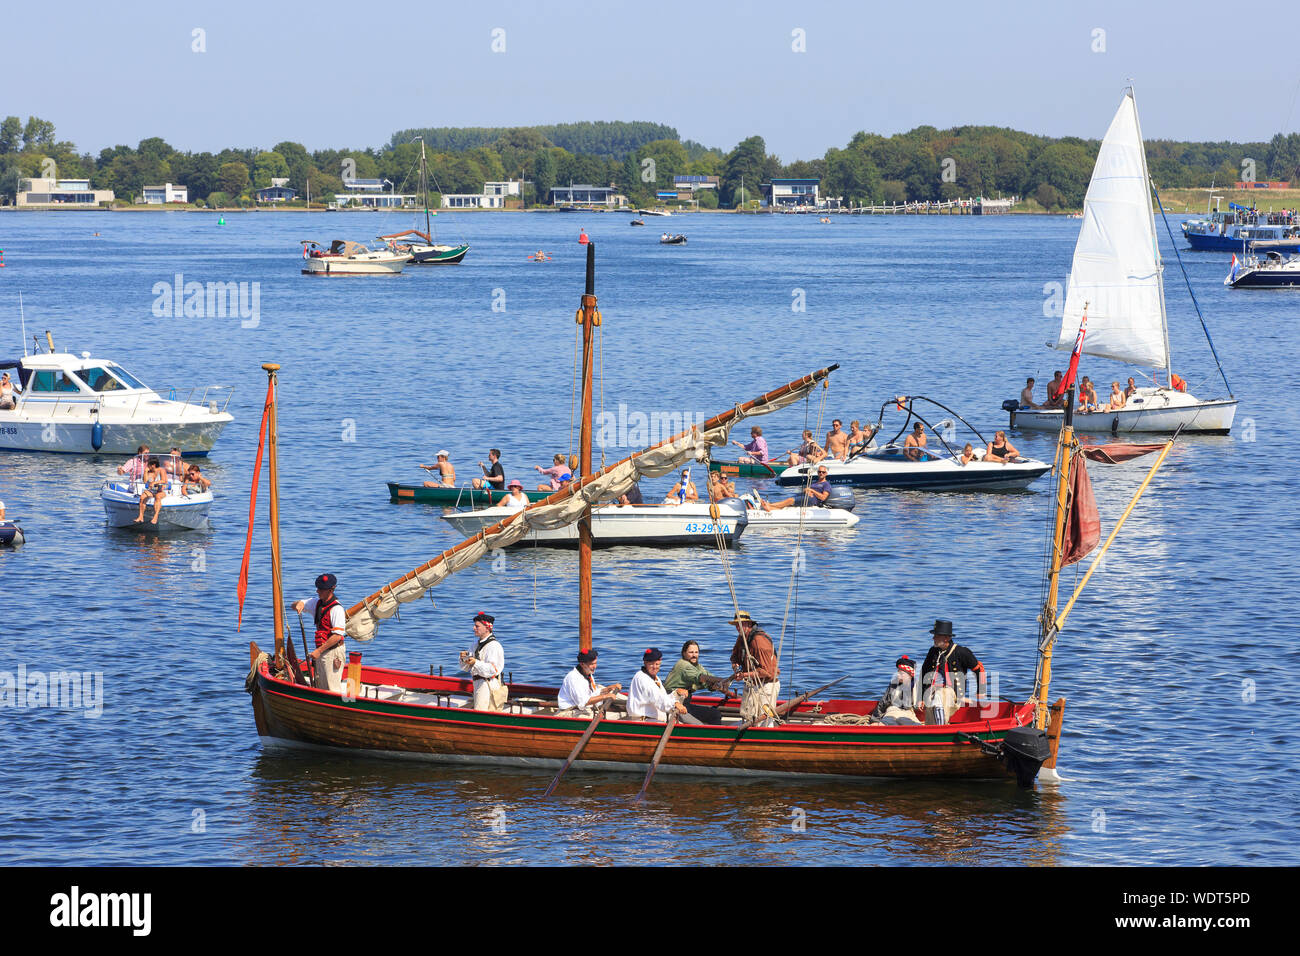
[663,640,730,724]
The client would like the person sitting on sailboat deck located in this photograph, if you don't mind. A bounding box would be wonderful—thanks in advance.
[556,648,623,717]
[536,453,569,490]
[135,458,168,524]
[117,445,150,479]
[472,448,506,491]
[785,430,827,467]
[421,449,456,488]
[731,425,772,464]
[460,611,507,711]
[498,479,529,511]
[984,431,1020,464]
[291,573,347,693]
[903,423,927,461]
[663,639,729,724]
[181,464,211,496]
[825,419,850,460]
[761,465,832,511]
[729,611,780,725]
[0,373,16,409]
[628,647,702,724]
[1078,378,1101,413]
[1105,381,1126,411]
[920,619,986,725]
[1045,370,1066,409]
[708,471,737,500]
[1123,377,1139,401]
[1020,377,1041,409]
[874,655,922,725]
[663,468,698,504]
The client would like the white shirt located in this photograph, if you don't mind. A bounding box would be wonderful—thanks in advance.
[498,492,528,511]
[558,667,599,710]
[465,633,504,681]
[627,668,678,721]
[302,596,346,646]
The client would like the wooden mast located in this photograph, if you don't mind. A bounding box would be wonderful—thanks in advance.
[263,363,287,663]
[1034,386,1073,730]
[577,242,597,652]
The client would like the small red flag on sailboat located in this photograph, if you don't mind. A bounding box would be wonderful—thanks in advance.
[1056,310,1088,400]
[237,376,275,630]
[1061,454,1100,566]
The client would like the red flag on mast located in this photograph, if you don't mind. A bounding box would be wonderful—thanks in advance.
[1055,310,1088,401]
[237,376,275,630]
[1061,453,1100,566]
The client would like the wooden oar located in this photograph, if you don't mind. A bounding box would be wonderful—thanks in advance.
[733,676,848,734]
[634,712,678,803]
[295,609,314,684]
[543,702,608,797]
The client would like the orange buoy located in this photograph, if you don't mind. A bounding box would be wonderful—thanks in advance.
[578,230,589,244]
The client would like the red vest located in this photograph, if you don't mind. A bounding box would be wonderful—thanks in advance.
[314,597,342,648]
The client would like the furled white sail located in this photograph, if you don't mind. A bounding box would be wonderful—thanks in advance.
[345,371,828,640]
[1055,91,1168,371]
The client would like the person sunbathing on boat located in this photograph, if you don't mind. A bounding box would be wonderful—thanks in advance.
[1020,377,1041,409]
[708,472,737,501]
[0,373,16,410]
[825,420,850,460]
[904,423,927,461]
[984,431,1020,464]
[663,469,698,504]
[846,420,876,457]
[1123,377,1139,401]
[420,450,456,488]
[761,466,832,511]
[135,458,168,524]
[1077,378,1101,413]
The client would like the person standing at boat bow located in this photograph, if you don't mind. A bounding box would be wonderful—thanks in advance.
[729,611,780,725]
[292,574,347,693]
[920,620,985,725]
[461,611,507,711]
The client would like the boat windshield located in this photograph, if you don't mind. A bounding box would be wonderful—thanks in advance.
[79,364,144,392]
[26,370,86,393]
[103,364,147,389]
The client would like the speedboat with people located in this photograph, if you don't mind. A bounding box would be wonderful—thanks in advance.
[101,475,213,532]
[1224,249,1300,288]
[300,239,411,275]
[777,396,1049,492]
[0,338,233,455]
[1181,202,1300,253]
[659,233,687,244]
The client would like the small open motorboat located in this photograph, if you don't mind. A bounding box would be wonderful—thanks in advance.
[300,239,411,275]
[1225,249,1300,288]
[101,477,213,532]
[630,219,645,226]
[440,501,747,548]
[0,521,25,547]
[659,233,687,244]
[777,396,1050,492]
[719,489,859,530]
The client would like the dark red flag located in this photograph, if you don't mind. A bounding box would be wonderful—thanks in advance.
[237,376,275,630]
[1061,453,1100,566]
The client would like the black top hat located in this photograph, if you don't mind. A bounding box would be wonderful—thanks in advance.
[930,619,954,637]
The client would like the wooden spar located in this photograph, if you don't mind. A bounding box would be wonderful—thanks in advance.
[634,712,677,803]
[1054,436,1176,632]
[263,363,287,662]
[344,363,840,623]
[543,701,608,797]
[578,242,596,652]
[1043,697,1066,770]
[1035,387,1074,730]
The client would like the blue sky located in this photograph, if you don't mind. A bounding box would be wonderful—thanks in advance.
[5,0,1297,159]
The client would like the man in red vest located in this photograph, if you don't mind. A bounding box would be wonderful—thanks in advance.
[292,573,347,692]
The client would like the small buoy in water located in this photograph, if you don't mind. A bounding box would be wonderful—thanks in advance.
[217,217,226,225]
[578,230,589,244]
[91,420,103,451]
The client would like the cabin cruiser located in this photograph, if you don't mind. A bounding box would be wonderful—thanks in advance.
[1181,204,1300,253]
[0,347,233,455]
[300,239,411,275]
[1225,249,1300,288]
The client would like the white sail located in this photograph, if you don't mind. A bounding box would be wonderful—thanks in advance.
[1055,91,1168,371]
[344,372,827,640]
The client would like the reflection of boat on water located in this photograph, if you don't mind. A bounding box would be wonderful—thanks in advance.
[101,478,212,532]
[1007,88,1237,436]
[300,239,410,275]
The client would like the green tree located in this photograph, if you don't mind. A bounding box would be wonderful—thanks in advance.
[218,161,249,196]
[22,116,55,150]
[532,147,557,204]
[1034,183,1062,210]
[1026,142,1094,207]
[721,135,767,207]
[0,117,21,154]
[252,150,289,188]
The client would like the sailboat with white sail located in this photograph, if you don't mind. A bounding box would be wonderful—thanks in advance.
[1008,88,1237,435]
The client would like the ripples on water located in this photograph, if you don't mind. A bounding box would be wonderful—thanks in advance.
[0,211,1295,865]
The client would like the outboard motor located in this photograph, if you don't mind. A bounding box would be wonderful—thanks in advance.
[1000,725,1052,788]
[1001,398,1019,429]
[823,486,856,511]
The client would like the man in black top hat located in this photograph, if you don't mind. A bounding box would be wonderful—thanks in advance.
[920,619,985,725]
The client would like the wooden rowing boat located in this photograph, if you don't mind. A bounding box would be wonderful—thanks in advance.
[707,459,780,479]
[387,482,553,506]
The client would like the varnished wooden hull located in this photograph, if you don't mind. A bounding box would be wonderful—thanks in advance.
[250,662,1035,780]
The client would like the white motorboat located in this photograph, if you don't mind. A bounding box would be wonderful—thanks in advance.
[723,496,860,529]
[1224,249,1300,289]
[300,239,411,275]
[0,345,233,455]
[101,477,213,531]
[440,501,747,548]
[1007,88,1237,435]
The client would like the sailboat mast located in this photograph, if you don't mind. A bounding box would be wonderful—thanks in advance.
[419,136,431,237]
[263,363,287,660]
[577,243,597,651]
[1131,86,1175,386]
[1034,391,1074,730]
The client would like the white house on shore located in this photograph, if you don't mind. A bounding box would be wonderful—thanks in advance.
[16,178,115,207]
[333,178,415,209]
[442,180,524,209]
[140,183,188,204]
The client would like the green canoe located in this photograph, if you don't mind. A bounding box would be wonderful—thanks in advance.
[707,459,783,479]
[387,483,554,506]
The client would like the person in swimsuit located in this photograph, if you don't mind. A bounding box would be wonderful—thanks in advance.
[421,450,456,488]
[0,373,16,410]
[958,443,977,465]
[1123,377,1139,401]
[1105,381,1125,411]
[785,429,826,467]
[135,458,168,524]
[664,469,698,504]
[846,420,875,457]
[824,420,849,460]
[182,464,211,495]
[984,431,1019,464]
[904,423,927,461]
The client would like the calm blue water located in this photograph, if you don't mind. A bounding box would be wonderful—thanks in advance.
[0,208,1295,866]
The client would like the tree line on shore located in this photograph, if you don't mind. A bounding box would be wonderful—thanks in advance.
[3,114,1298,210]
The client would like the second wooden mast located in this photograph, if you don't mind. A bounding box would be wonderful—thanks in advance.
[577,242,598,653]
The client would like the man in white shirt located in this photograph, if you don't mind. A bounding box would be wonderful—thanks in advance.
[461,611,506,711]
[557,648,621,717]
[627,647,701,723]
[291,573,346,692]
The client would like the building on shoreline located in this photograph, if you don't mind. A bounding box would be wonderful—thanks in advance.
[255,178,297,203]
[140,183,188,204]
[549,184,623,208]
[333,178,415,209]
[442,180,524,209]
[16,178,114,207]
[762,178,820,208]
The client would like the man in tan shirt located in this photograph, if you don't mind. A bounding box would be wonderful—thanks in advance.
[728,611,780,724]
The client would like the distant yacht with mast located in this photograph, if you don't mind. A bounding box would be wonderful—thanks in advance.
[380,136,470,264]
